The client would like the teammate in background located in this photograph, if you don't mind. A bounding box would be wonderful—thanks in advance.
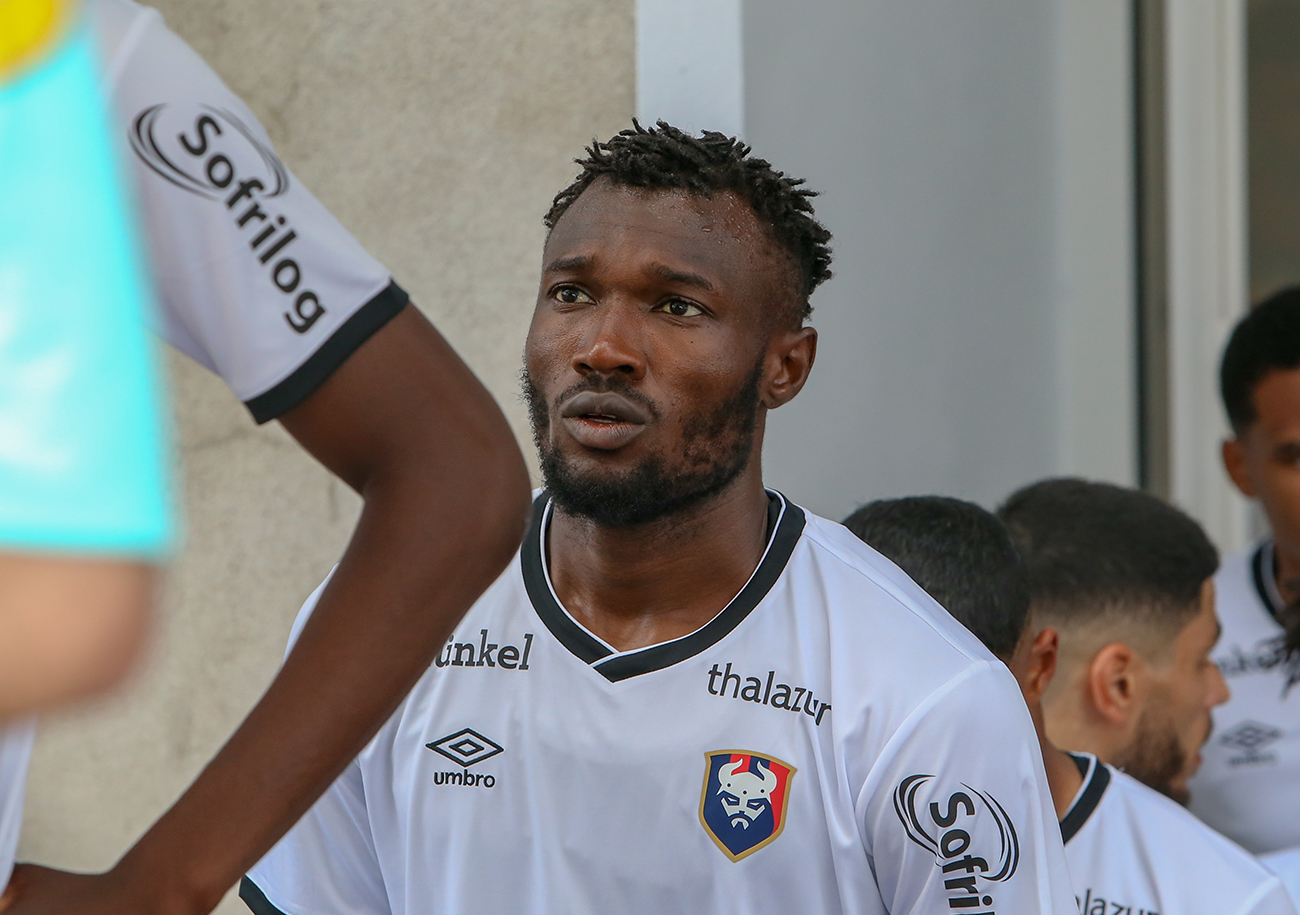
[1189,289,1300,855]
[238,122,1075,915]
[999,479,1227,806]
[0,2,530,913]
[846,492,1297,915]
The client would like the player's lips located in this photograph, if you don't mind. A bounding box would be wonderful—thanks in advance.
[559,391,651,449]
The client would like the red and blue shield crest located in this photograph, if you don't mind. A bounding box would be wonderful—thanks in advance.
[698,750,795,861]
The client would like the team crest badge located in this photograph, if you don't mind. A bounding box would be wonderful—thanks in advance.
[699,750,795,861]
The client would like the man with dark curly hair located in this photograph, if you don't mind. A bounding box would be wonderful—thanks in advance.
[239,122,1073,915]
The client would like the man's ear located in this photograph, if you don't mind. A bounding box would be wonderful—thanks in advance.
[1086,642,1145,728]
[1222,437,1255,498]
[762,327,817,409]
[1021,627,1059,706]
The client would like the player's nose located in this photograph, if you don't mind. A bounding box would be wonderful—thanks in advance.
[1207,663,1230,708]
[572,303,647,381]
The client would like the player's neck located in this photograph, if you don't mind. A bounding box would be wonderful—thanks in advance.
[546,470,772,652]
[1035,709,1085,819]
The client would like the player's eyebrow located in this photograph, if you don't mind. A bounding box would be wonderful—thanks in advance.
[543,254,592,275]
[647,263,716,293]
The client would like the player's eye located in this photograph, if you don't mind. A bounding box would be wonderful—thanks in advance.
[656,298,704,318]
[552,285,594,306]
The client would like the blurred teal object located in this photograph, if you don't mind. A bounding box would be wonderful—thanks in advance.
[0,16,174,556]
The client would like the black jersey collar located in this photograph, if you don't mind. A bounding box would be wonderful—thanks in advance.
[1251,540,1289,624]
[521,490,806,682]
[1060,752,1111,844]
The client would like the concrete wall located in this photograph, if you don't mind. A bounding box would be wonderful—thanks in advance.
[20,2,633,912]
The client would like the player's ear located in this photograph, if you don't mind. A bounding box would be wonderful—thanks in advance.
[1020,627,1059,706]
[1222,437,1255,498]
[1086,642,1144,728]
[761,326,817,410]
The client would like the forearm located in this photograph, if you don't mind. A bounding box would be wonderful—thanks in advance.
[112,464,524,913]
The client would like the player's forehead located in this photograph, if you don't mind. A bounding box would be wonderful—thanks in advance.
[541,180,787,292]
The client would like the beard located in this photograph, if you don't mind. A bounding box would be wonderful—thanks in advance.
[1111,696,1199,806]
[521,359,764,528]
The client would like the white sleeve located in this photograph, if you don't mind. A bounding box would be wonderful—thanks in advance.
[94,0,407,422]
[243,759,389,915]
[861,661,1076,915]
[242,580,388,915]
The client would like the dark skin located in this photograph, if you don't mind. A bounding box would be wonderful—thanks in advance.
[1,304,531,915]
[1223,366,1300,607]
[526,179,816,649]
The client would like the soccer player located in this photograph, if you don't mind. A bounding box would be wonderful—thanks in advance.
[1189,290,1300,854]
[238,122,1075,915]
[0,2,530,913]
[846,492,1297,915]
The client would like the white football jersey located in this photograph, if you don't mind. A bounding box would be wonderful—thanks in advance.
[245,493,1075,915]
[93,0,407,422]
[0,0,408,882]
[1262,847,1300,911]
[0,721,35,890]
[1062,752,1295,915]
[1189,542,1300,853]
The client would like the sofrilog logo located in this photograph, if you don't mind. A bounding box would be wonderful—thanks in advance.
[893,774,1019,909]
[129,103,325,334]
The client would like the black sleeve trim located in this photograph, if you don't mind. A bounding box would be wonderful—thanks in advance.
[238,878,290,915]
[244,280,409,424]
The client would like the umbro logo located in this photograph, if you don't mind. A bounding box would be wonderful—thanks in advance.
[428,728,504,767]
[427,728,503,788]
[1218,720,1282,766]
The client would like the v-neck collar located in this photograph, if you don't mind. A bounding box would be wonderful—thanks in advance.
[1251,540,1290,627]
[1060,752,1111,844]
[521,490,805,682]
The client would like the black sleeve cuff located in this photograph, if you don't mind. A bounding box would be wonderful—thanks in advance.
[244,280,409,424]
[239,877,290,915]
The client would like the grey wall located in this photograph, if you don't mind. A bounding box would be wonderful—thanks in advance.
[742,0,1135,519]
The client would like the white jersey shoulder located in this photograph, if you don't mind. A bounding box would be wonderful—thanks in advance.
[1189,542,1300,853]
[247,493,1074,915]
[1263,846,1300,912]
[1065,753,1296,915]
[91,0,406,422]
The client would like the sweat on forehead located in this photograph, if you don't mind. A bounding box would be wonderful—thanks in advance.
[543,120,833,319]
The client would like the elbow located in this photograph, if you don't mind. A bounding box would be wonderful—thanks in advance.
[456,423,533,571]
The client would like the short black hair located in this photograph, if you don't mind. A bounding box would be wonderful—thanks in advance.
[1221,287,1300,434]
[998,479,1218,646]
[842,496,1029,660]
[545,120,833,324]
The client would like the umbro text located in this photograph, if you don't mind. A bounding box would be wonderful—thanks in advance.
[706,663,831,726]
[434,630,533,670]
[432,771,496,788]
